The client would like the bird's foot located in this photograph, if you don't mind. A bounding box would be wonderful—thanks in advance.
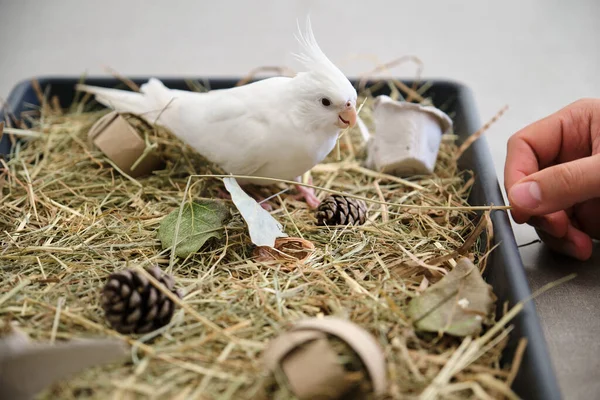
[293,184,321,209]
[257,200,274,211]
[241,185,275,211]
[217,185,273,211]
[216,188,231,200]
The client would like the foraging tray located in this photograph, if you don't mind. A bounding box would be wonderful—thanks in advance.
[0,77,560,399]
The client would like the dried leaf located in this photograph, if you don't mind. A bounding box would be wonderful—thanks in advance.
[158,200,229,257]
[223,177,287,247]
[407,258,495,337]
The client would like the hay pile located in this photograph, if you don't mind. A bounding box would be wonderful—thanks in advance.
[0,77,522,399]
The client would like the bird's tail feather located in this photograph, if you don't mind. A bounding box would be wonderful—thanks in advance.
[75,84,146,114]
[75,78,174,124]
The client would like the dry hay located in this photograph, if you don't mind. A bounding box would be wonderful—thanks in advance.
[0,75,523,400]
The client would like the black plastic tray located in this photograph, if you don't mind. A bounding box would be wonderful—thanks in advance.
[1,77,561,399]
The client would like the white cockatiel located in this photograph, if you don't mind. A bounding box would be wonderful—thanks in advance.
[76,18,357,208]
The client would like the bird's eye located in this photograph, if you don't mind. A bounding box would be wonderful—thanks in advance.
[321,98,331,107]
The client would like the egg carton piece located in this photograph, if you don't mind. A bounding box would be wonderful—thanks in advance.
[366,95,453,177]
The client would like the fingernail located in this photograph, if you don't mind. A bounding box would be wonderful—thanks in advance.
[510,181,542,209]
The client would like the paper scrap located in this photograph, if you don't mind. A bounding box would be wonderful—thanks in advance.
[223,177,287,247]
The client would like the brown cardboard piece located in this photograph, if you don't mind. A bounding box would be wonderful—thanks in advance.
[290,317,388,396]
[262,330,349,399]
[0,325,128,400]
[261,317,387,399]
[88,111,163,178]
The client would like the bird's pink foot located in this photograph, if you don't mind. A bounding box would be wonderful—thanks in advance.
[241,185,274,211]
[257,200,273,211]
[293,184,321,209]
[217,188,231,200]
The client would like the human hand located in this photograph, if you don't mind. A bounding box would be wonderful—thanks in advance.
[504,98,600,261]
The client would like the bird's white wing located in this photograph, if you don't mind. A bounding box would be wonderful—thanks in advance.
[78,77,294,177]
[157,78,294,176]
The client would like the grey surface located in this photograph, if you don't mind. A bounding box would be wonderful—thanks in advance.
[1,1,599,398]
[521,242,600,399]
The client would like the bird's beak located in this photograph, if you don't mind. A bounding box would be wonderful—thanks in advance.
[336,104,357,129]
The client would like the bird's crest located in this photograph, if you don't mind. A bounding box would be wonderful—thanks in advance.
[293,16,346,79]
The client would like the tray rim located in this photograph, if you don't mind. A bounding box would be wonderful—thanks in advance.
[1,75,563,399]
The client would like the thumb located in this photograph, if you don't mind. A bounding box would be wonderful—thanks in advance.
[508,154,600,216]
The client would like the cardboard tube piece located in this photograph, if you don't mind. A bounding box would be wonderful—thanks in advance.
[88,111,162,178]
[262,330,350,399]
[262,317,388,399]
[290,317,388,396]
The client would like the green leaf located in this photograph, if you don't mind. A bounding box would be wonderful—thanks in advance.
[407,258,496,337]
[158,200,229,258]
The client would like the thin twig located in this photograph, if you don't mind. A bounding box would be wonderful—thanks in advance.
[456,105,509,159]
[103,66,141,92]
[190,174,510,211]
[357,55,425,101]
[235,66,296,86]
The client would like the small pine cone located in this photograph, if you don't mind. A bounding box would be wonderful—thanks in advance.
[315,195,368,226]
[101,265,181,334]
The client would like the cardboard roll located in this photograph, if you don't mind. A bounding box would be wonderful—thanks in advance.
[261,317,387,399]
[88,111,163,178]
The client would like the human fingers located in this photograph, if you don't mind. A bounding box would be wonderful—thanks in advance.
[535,223,594,261]
[527,211,570,238]
[573,198,600,240]
[507,154,600,217]
[504,98,600,222]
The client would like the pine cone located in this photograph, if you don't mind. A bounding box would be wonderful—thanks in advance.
[101,265,181,334]
[315,195,368,226]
